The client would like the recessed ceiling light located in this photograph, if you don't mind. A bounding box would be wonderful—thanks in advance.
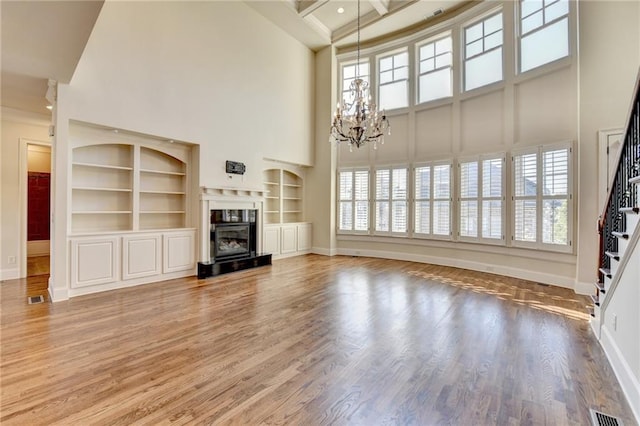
[46,105,53,110]
[337,7,345,14]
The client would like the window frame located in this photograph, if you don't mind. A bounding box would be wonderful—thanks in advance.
[413,160,453,240]
[462,9,504,92]
[337,168,371,235]
[416,32,453,105]
[376,48,410,111]
[517,0,571,74]
[511,142,573,253]
[457,153,506,245]
[340,59,371,108]
[374,165,409,235]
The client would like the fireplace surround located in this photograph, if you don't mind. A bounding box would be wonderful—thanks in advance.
[198,187,271,278]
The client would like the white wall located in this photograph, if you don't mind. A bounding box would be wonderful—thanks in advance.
[0,108,50,279]
[602,230,640,422]
[48,1,315,299]
[307,46,338,255]
[66,1,314,182]
[576,0,640,290]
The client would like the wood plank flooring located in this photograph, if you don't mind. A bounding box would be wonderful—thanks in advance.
[1,255,636,425]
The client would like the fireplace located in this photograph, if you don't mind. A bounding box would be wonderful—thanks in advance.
[198,187,271,278]
[210,209,257,261]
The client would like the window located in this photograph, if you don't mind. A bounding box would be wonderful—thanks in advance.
[375,167,408,233]
[519,0,569,73]
[463,12,503,91]
[512,144,571,250]
[417,34,452,103]
[414,162,451,237]
[338,169,369,232]
[458,155,504,241]
[378,51,409,110]
[341,61,370,106]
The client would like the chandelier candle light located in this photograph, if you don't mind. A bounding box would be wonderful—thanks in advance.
[330,0,390,151]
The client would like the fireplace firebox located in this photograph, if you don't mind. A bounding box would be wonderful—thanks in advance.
[213,223,250,260]
[209,209,257,261]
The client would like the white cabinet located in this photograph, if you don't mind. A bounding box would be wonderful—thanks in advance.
[122,234,161,280]
[69,230,196,297]
[67,124,197,298]
[264,223,312,259]
[163,231,196,273]
[297,223,312,251]
[281,225,297,254]
[71,237,120,288]
[263,226,281,255]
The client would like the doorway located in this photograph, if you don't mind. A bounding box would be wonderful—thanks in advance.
[22,141,52,277]
[598,129,624,212]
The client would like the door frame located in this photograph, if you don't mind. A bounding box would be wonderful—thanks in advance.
[19,138,52,278]
[598,128,624,212]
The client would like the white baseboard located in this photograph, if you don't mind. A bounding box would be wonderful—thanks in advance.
[336,247,575,289]
[0,267,20,281]
[574,280,593,295]
[600,326,640,424]
[271,250,311,260]
[27,240,50,257]
[311,246,337,256]
[48,278,69,302]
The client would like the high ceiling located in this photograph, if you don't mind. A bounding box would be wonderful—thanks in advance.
[1,0,467,116]
[247,0,468,50]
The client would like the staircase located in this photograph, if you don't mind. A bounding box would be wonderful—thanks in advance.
[591,70,640,422]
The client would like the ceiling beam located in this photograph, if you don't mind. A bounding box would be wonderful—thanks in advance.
[369,0,389,16]
[297,0,329,17]
[331,0,419,42]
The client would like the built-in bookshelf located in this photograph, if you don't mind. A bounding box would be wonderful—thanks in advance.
[139,147,186,230]
[263,168,303,224]
[71,144,134,233]
[71,140,190,234]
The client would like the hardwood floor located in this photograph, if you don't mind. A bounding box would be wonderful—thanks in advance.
[1,255,635,425]
[26,255,49,277]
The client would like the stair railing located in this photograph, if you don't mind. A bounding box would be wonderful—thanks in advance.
[597,71,640,289]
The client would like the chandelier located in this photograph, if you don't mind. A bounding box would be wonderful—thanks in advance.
[330,0,390,151]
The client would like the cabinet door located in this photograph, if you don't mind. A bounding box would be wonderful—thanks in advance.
[297,223,312,251]
[70,237,119,288]
[163,230,195,273]
[280,225,297,254]
[123,234,161,280]
[263,226,280,255]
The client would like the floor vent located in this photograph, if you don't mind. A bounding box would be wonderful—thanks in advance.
[590,409,624,426]
[27,295,45,305]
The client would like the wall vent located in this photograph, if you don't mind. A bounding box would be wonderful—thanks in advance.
[590,409,624,426]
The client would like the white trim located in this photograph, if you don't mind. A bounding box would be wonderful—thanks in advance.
[601,326,640,424]
[574,280,592,295]
[336,247,575,288]
[19,138,52,279]
[311,247,338,256]
[597,128,624,211]
[0,267,20,281]
[48,277,69,302]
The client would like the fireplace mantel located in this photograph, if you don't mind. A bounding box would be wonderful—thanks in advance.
[200,186,268,199]
[199,186,266,262]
